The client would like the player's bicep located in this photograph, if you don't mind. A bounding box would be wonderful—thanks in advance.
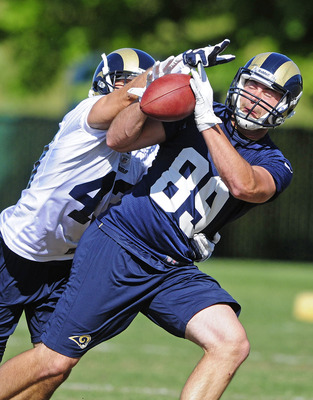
[88,91,131,130]
[251,165,277,203]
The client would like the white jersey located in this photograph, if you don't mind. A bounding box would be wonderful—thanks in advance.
[0,96,158,261]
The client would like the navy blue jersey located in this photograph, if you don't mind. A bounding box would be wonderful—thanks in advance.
[98,103,293,268]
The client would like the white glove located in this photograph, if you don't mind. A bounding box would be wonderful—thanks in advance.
[127,55,191,100]
[183,39,235,68]
[190,63,222,131]
[148,55,191,82]
[127,86,146,99]
[191,232,221,262]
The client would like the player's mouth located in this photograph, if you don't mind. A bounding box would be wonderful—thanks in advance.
[243,107,259,119]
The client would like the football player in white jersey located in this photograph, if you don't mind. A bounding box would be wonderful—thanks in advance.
[0,41,234,399]
[0,47,159,358]
[0,48,162,399]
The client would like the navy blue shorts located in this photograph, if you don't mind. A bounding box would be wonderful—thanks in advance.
[0,234,71,361]
[42,222,240,358]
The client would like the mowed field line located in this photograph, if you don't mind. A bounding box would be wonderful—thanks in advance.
[59,382,313,400]
[60,382,179,397]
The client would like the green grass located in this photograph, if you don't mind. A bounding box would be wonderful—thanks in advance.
[3,258,313,399]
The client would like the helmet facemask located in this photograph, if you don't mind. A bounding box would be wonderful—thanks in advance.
[103,69,144,93]
[89,48,155,97]
[226,52,303,131]
[227,67,289,130]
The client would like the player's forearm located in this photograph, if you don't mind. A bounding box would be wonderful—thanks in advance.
[106,102,145,150]
[202,125,274,203]
[107,102,166,152]
[88,70,150,130]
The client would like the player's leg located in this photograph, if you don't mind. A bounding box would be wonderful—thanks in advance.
[0,236,25,362]
[9,342,72,400]
[0,343,79,400]
[9,374,71,400]
[0,224,166,399]
[144,265,249,400]
[0,228,96,399]
[181,304,249,400]
[0,252,73,399]
[24,258,72,349]
[0,234,71,363]
[0,306,23,363]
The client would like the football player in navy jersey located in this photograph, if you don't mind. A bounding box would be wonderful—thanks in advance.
[0,47,302,400]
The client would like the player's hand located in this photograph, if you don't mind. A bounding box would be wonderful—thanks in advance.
[127,55,191,100]
[183,39,235,68]
[147,56,191,86]
[190,63,222,131]
[191,232,221,262]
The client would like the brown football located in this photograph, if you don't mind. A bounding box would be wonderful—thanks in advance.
[140,74,195,122]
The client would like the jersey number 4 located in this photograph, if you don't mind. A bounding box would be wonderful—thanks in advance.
[68,171,132,224]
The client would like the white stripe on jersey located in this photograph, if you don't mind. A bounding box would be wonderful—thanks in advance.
[0,97,158,261]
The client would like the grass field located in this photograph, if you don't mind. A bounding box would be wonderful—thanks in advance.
[3,258,313,399]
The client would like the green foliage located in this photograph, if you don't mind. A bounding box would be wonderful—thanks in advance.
[0,0,313,124]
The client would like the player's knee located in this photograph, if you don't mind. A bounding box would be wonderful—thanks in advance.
[186,308,250,366]
[48,354,79,377]
[227,330,250,364]
[208,327,250,366]
[38,345,79,378]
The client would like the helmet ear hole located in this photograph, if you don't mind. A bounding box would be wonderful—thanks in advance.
[89,48,155,97]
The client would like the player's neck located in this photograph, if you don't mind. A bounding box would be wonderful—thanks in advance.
[231,119,269,141]
[237,126,268,141]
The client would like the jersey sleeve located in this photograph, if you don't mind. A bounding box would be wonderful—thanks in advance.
[242,143,293,200]
[261,153,293,194]
[80,96,106,136]
[61,96,106,140]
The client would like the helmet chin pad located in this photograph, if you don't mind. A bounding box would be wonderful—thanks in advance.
[235,114,268,131]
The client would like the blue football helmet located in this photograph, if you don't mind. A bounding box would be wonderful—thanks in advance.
[89,48,155,97]
[226,52,303,130]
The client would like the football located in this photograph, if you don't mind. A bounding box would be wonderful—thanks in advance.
[140,74,195,122]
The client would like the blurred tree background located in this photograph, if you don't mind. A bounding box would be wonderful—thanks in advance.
[0,0,313,260]
[0,0,313,122]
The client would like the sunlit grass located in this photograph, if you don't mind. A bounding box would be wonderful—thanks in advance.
[3,258,313,399]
